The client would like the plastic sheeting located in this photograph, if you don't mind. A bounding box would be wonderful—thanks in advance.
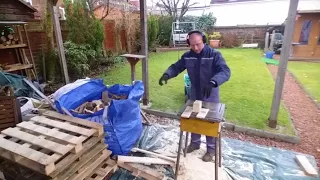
[130,124,320,180]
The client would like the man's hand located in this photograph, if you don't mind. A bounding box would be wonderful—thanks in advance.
[202,81,217,98]
[159,74,169,86]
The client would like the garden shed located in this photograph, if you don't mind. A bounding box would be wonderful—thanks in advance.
[291,10,320,60]
[0,0,38,79]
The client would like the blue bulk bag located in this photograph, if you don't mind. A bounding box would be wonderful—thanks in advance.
[105,81,144,155]
[53,79,144,155]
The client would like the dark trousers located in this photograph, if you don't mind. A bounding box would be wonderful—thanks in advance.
[191,133,216,153]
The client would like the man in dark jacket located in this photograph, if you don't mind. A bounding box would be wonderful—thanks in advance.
[158,30,231,162]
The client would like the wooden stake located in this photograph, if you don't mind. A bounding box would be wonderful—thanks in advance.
[268,0,299,128]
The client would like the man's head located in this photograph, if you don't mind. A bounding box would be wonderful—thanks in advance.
[187,31,205,54]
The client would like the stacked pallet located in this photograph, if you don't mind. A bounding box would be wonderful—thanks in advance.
[0,110,117,180]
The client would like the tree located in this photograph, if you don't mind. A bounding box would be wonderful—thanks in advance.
[85,0,114,21]
[158,0,198,21]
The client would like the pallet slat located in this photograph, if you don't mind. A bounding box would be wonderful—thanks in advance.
[30,116,96,137]
[17,121,85,145]
[41,110,104,136]
[1,127,73,155]
[85,159,118,180]
[0,135,58,166]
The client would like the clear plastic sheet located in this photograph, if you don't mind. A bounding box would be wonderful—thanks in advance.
[112,124,319,180]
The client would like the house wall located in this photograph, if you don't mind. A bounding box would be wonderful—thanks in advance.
[292,12,320,58]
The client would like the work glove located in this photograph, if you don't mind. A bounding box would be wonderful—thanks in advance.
[202,81,217,98]
[159,74,169,86]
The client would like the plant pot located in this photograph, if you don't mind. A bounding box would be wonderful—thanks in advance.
[210,40,220,48]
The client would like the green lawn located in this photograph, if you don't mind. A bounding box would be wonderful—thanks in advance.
[288,61,320,103]
[101,49,293,134]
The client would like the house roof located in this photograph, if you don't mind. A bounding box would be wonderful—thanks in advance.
[17,0,38,12]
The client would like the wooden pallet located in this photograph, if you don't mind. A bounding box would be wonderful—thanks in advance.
[0,96,21,131]
[85,159,118,180]
[0,111,104,176]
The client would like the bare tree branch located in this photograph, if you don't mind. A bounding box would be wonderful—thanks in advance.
[159,0,197,20]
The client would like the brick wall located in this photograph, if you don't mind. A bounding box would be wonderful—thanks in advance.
[214,25,282,47]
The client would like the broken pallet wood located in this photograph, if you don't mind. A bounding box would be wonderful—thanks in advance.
[117,156,173,166]
[0,113,105,176]
[118,162,167,180]
[131,148,176,163]
[296,155,319,177]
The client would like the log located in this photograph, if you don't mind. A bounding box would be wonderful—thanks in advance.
[131,148,176,163]
[11,40,16,45]
[5,40,11,46]
[117,156,173,166]
[13,34,19,42]
[7,34,13,40]
[0,36,6,43]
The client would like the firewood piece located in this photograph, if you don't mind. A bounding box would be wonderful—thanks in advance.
[84,108,94,114]
[13,35,19,42]
[11,40,16,45]
[140,110,151,125]
[117,156,173,166]
[5,40,11,46]
[118,162,167,180]
[193,100,202,113]
[296,155,318,177]
[7,34,13,40]
[131,148,176,163]
[102,91,109,105]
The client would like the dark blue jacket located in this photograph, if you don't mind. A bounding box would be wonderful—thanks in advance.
[164,45,231,103]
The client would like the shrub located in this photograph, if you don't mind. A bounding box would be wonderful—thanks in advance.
[158,16,174,46]
[63,41,97,78]
[148,14,159,49]
[220,33,241,48]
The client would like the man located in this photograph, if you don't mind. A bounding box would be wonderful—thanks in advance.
[158,30,231,162]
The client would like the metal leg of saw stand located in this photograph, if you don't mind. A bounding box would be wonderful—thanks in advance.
[175,121,222,180]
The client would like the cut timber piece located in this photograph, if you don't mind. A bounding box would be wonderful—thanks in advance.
[68,150,110,180]
[193,100,202,113]
[118,162,167,180]
[30,116,96,137]
[40,110,104,136]
[117,156,173,166]
[1,127,73,155]
[131,148,176,163]
[296,155,319,177]
[181,106,193,118]
[196,108,209,119]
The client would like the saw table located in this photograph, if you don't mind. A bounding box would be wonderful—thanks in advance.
[175,100,226,180]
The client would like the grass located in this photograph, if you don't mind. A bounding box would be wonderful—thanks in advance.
[288,61,320,103]
[101,49,293,135]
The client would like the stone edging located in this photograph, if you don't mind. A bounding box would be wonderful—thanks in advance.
[142,108,300,144]
[287,70,320,109]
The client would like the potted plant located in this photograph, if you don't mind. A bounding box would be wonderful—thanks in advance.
[208,32,222,48]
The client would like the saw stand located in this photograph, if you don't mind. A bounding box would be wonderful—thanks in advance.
[175,100,226,180]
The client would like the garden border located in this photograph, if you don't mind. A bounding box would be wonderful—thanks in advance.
[287,70,320,109]
[142,108,300,144]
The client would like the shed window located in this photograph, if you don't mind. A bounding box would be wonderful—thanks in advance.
[299,20,312,45]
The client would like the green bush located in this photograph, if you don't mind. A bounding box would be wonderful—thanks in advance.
[158,16,174,46]
[147,14,159,49]
[63,41,97,78]
[64,0,104,55]
[181,13,216,32]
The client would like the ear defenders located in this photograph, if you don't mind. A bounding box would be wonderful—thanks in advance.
[186,30,207,45]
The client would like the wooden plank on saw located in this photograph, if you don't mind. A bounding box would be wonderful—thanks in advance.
[296,155,319,177]
[117,156,173,165]
[30,116,96,137]
[40,110,103,136]
[181,106,193,118]
[1,127,73,155]
[68,150,110,180]
[17,121,86,146]
[118,162,167,180]
[54,143,108,180]
[196,108,209,119]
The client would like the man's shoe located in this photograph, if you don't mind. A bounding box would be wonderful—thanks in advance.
[185,144,200,153]
[202,152,215,162]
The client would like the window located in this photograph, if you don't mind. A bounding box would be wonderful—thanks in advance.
[299,20,312,45]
